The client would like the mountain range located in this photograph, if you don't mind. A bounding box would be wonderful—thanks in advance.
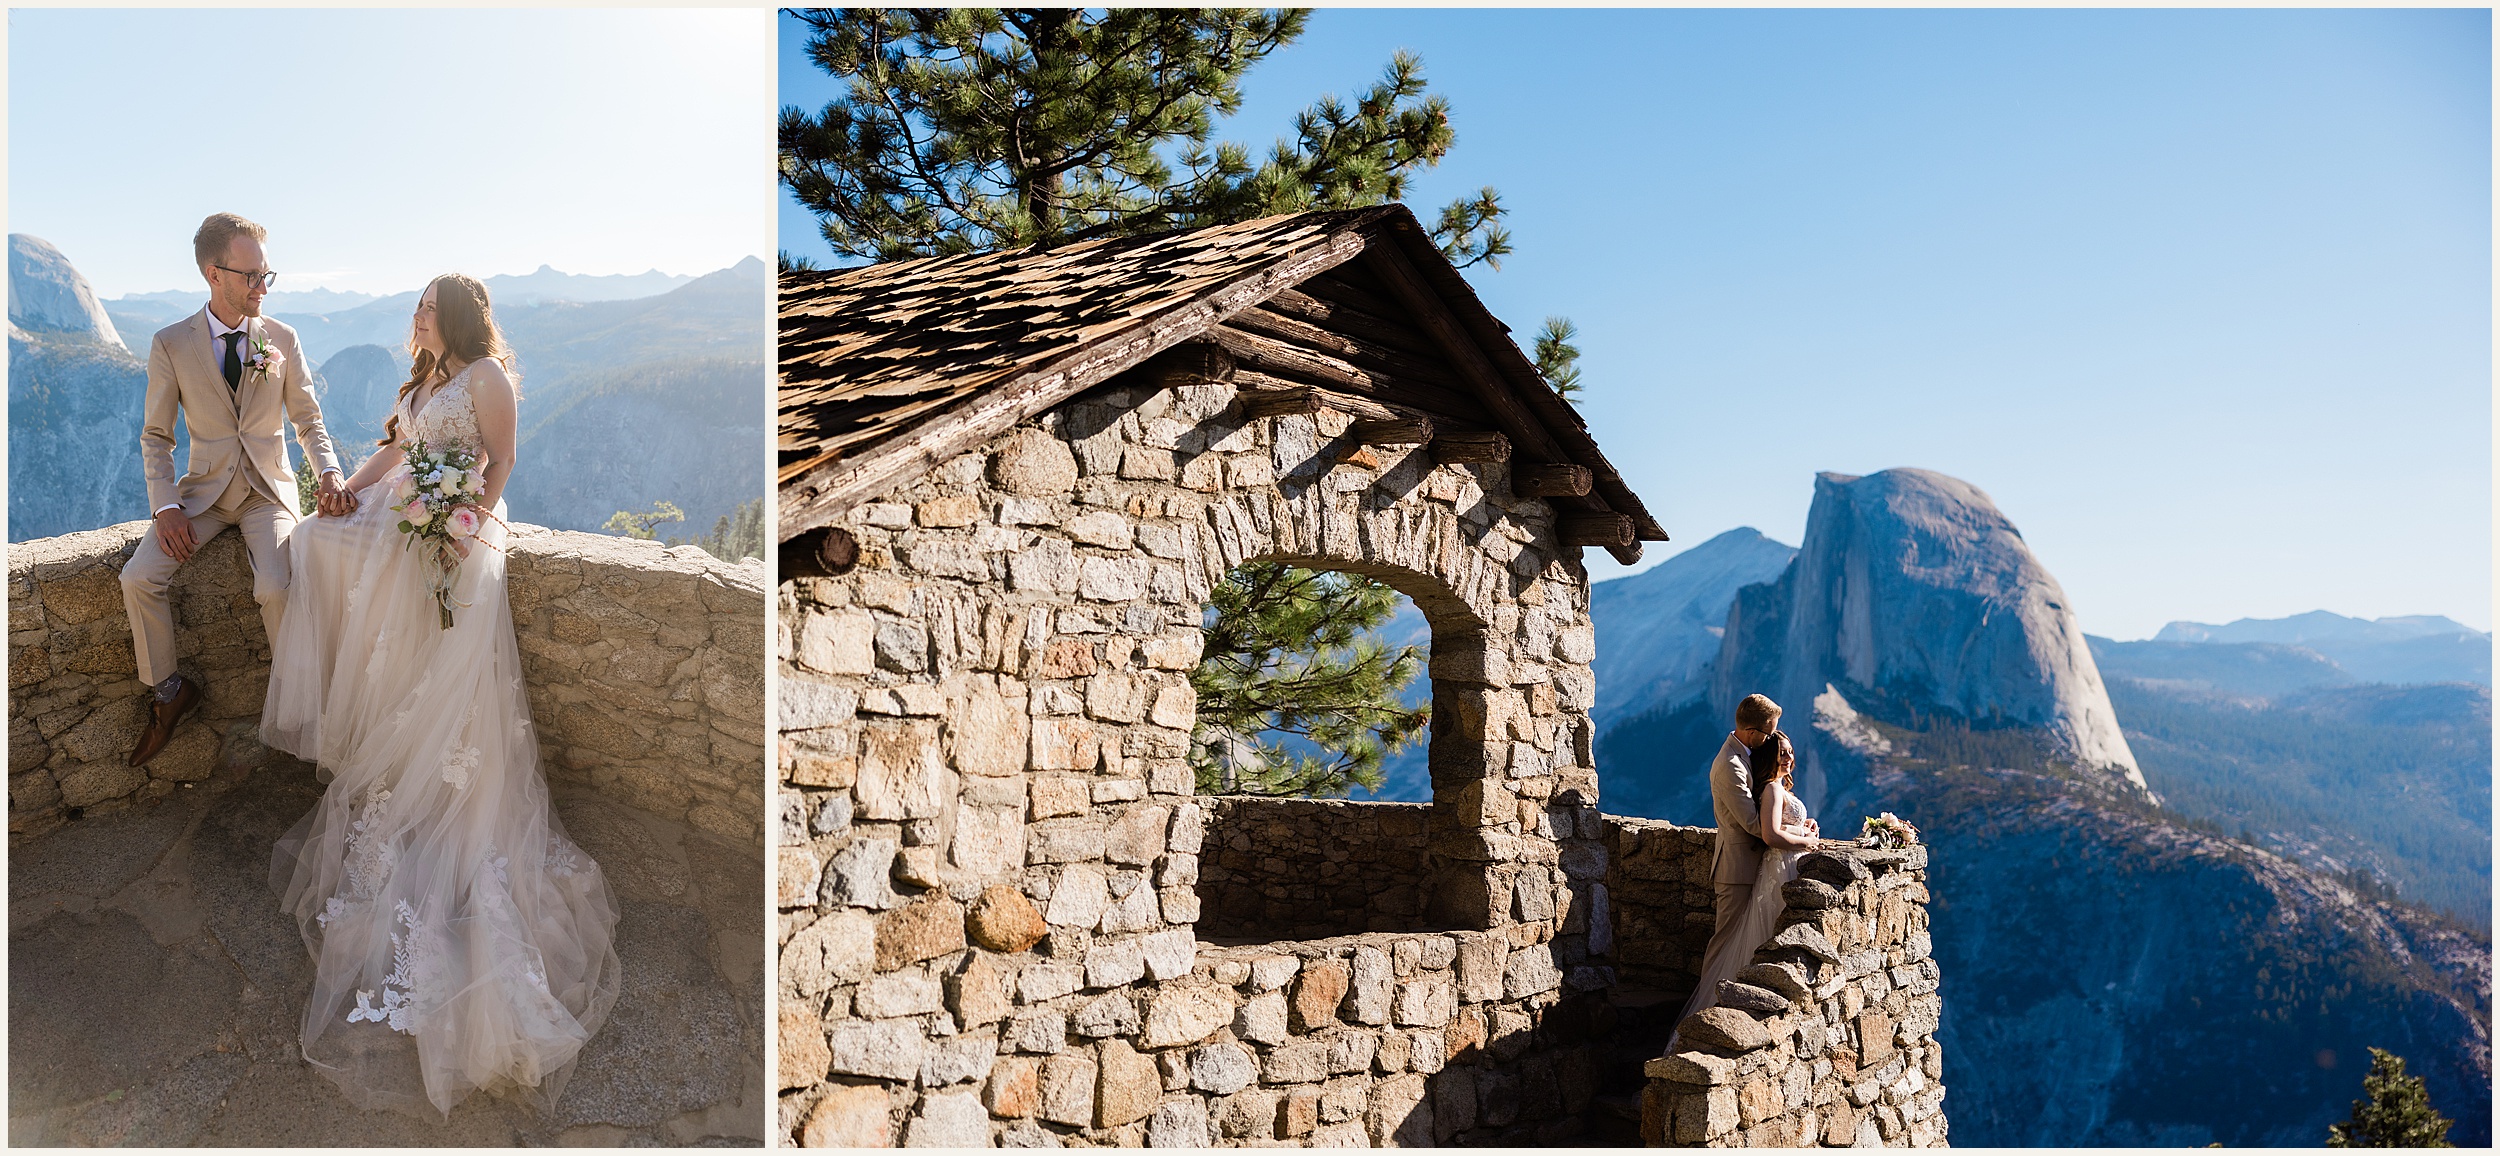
[101,264,700,360]
[8,234,763,548]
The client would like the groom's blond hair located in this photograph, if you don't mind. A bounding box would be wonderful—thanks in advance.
[193,213,266,268]
[1735,694,1781,731]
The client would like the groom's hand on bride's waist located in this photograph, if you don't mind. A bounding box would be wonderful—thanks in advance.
[154,508,197,562]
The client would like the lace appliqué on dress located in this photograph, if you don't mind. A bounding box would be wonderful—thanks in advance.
[544,839,585,879]
[409,365,486,456]
[365,629,392,682]
[322,788,396,935]
[343,788,396,901]
[348,900,438,1035]
[441,707,483,790]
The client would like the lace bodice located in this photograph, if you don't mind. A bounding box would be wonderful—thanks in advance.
[403,362,484,454]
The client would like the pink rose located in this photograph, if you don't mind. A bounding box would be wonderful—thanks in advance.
[406,499,432,522]
[447,506,482,539]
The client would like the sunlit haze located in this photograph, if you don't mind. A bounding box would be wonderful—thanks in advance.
[12,8,773,297]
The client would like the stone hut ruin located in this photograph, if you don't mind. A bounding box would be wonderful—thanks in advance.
[774,205,1946,1147]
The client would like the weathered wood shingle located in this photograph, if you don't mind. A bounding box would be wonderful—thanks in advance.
[778,204,1666,558]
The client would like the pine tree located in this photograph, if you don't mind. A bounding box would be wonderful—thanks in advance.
[604,500,686,541]
[1533,317,1583,404]
[689,496,767,562]
[781,8,1510,269]
[1189,563,1429,797]
[2326,1048,2454,1147]
[293,456,319,516]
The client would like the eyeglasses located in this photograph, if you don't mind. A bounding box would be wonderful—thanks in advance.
[212,264,277,290]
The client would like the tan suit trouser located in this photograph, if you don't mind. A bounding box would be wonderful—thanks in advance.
[121,474,294,685]
[1700,879,1755,979]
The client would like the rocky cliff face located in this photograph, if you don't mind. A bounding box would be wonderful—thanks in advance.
[311,343,409,456]
[1845,741,2493,1146]
[8,235,119,348]
[1711,469,2145,808]
[9,237,152,541]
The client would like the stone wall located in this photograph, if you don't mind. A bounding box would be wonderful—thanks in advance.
[8,520,767,847]
[1634,842,1946,1148]
[1196,798,1436,941]
[776,369,1619,1146]
[1602,817,1722,994]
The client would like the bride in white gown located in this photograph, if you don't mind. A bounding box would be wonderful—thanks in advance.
[1670,731,1827,1049]
[262,274,620,1117]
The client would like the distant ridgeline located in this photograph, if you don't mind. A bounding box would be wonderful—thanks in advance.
[1584,468,2489,1147]
[6,234,767,553]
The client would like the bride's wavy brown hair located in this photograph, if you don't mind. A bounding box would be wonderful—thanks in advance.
[378,273,518,447]
[1762,731,1795,789]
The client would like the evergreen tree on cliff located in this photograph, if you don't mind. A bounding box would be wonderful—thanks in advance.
[2326,1048,2454,1147]
[780,7,1578,795]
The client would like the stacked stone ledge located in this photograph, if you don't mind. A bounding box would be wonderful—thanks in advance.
[8,520,767,848]
[1634,837,1946,1149]
[776,374,1634,1146]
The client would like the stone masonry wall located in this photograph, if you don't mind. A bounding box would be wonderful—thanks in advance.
[8,520,767,847]
[1602,817,1723,994]
[775,368,1618,1146]
[1634,841,1946,1148]
[1197,797,1435,942]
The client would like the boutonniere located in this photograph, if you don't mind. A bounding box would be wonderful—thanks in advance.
[245,335,283,379]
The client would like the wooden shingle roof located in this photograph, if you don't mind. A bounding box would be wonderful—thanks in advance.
[778,204,1668,562]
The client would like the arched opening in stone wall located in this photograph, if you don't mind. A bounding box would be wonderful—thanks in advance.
[1188,556,1511,941]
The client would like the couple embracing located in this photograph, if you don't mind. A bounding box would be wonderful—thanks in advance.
[117,213,618,1116]
[1673,692,1844,1040]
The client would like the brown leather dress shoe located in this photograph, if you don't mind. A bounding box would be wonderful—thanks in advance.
[127,675,203,767]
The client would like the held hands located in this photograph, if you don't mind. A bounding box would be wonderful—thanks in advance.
[313,472,357,518]
[153,508,198,563]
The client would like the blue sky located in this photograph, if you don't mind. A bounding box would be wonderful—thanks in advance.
[781,8,2491,639]
[11,9,773,298]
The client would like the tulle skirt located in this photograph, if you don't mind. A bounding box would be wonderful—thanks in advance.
[262,477,620,1117]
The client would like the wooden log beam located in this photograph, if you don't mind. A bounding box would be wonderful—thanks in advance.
[1207,323,1420,402]
[1350,414,1434,445]
[1558,513,1635,548]
[1233,376,1404,423]
[1431,430,1511,463]
[780,526,859,577]
[1142,341,1234,389]
[1258,288,1445,361]
[1514,463,1593,498]
[1302,269,1404,320]
[1229,301,1455,385]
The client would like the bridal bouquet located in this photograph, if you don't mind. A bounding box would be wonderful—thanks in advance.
[389,439,499,628]
[1860,811,1922,848]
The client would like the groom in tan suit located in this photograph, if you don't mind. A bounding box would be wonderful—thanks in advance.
[1704,693,1782,969]
[120,212,352,766]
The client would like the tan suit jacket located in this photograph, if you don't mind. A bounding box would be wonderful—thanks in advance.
[1709,732,1767,885]
[142,311,339,516]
